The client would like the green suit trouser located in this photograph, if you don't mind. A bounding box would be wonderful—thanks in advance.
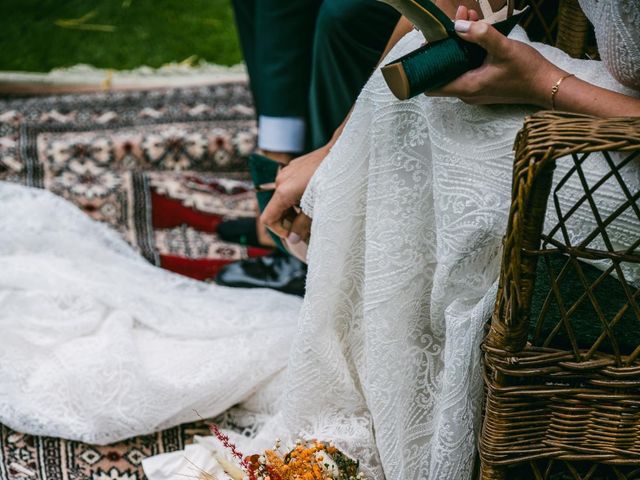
[231,0,400,151]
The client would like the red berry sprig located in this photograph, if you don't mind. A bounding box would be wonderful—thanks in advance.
[209,423,256,480]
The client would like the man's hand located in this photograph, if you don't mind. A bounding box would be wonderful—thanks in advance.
[260,145,329,243]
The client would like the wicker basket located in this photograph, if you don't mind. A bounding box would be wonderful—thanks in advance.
[480,112,640,479]
[517,0,592,57]
[479,113,640,479]
[477,1,640,478]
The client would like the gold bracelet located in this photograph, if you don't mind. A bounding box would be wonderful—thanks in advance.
[551,73,575,110]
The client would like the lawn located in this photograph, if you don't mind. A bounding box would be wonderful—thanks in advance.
[0,0,242,72]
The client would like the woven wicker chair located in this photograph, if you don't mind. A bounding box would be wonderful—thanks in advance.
[478,1,640,479]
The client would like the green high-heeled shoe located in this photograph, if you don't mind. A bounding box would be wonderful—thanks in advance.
[380,0,527,99]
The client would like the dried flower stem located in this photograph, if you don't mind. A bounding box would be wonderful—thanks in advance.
[209,423,256,480]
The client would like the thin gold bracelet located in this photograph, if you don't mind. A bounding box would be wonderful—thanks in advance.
[551,73,575,110]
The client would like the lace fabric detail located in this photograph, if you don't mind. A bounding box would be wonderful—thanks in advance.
[0,182,301,444]
[580,0,640,91]
[291,13,640,479]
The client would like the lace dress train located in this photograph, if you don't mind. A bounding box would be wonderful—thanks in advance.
[148,14,640,477]
[0,183,301,444]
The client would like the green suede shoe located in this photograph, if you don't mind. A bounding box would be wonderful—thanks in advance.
[380,0,526,99]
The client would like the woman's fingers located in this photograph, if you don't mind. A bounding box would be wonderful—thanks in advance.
[455,5,469,20]
[454,6,479,21]
[287,212,312,245]
[454,19,506,52]
[427,71,477,98]
[259,146,326,240]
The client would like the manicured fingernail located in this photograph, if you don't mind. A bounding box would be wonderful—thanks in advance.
[288,232,301,244]
[454,20,471,32]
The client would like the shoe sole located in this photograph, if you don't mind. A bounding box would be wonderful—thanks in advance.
[379,0,450,42]
[215,279,304,296]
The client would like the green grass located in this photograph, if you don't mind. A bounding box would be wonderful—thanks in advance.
[0,0,242,72]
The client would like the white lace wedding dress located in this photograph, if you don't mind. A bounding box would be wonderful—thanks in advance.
[0,183,302,444]
[2,1,639,479]
[273,3,640,478]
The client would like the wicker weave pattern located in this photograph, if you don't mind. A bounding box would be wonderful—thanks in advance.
[478,2,632,478]
[517,0,560,45]
[480,113,640,479]
[516,0,591,58]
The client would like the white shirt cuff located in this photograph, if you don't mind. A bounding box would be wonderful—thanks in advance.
[258,115,306,153]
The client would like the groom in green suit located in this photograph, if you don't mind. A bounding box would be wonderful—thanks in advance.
[231,0,400,154]
[217,0,400,295]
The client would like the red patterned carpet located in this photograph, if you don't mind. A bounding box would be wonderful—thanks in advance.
[0,84,269,480]
[0,83,272,277]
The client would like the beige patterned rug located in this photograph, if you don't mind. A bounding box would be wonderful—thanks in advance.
[0,82,272,278]
[0,422,209,480]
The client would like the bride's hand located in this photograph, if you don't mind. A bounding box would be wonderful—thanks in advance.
[428,6,565,107]
[260,145,328,243]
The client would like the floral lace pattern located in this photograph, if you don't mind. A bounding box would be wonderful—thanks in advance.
[289,7,640,479]
[580,0,640,90]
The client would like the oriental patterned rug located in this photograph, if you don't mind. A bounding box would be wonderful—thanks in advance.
[0,408,260,480]
[0,83,271,277]
[0,422,209,480]
[0,84,270,480]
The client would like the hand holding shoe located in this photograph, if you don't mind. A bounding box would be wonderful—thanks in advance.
[427,5,566,107]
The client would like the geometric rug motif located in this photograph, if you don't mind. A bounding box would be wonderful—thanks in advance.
[1,422,209,480]
[0,83,267,270]
[0,408,262,480]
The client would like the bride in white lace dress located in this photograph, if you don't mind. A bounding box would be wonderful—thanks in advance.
[2,1,639,479]
[252,1,640,478]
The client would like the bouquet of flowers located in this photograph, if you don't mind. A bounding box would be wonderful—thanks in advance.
[207,423,366,480]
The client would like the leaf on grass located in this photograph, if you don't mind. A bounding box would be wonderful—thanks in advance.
[55,10,116,32]
[55,23,117,32]
[179,55,199,67]
[60,10,98,24]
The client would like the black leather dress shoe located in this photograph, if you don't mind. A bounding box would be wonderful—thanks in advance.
[215,251,307,296]
[217,217,261,247]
